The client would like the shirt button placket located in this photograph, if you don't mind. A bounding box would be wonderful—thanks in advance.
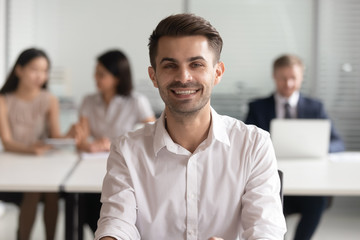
[186,156,198,240]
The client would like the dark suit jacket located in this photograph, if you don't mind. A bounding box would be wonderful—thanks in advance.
[245,94,345,153]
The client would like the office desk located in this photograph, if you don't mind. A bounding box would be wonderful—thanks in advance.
[63,156,107,193]
[62,152,360,196]
[62,155,107,240]
[63,152,360,240]
[277,152,360,196]
[0,150,78,192]
[0,149,79,239]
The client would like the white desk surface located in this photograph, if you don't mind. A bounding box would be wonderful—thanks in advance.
[62,151,360,196]
[62,156,107,193]
[0,150,78,192]
[278,152,360,196]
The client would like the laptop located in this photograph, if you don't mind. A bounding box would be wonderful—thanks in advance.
[270,119,331,159]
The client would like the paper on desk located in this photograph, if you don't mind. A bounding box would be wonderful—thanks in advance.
[44,138,76,146]
[80,151,110,160]
[329,152,360,162]
[43,138,76,150]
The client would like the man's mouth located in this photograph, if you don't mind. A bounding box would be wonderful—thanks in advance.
[173,90,197,95]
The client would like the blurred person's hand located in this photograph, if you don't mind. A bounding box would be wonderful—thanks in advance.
[67,123,86,144]
[88,137,111,152]
[30,142,52,155]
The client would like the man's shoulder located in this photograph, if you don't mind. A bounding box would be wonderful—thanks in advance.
[218,114,270,140]
[112,121,156,147]
[248,95,274,107]
[300,94,322,103]
[299,94,324,108]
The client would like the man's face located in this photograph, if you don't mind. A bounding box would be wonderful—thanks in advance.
[148,35,224,115]
[273,64,303,98]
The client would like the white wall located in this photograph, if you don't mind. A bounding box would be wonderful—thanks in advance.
[36,0,183,110]
[7,0,36,71]
[6,0,314,111]
[7,0,183,112]
[0,0,7,85]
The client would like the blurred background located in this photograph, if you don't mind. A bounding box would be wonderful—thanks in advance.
[1,0,359,151]
[1,1,360,239]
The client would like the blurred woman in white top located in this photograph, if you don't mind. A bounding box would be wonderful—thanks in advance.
[74,49,156,234]
[76,49,156,153]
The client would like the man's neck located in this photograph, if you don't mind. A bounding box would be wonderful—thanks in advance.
[275,91,300,107]
[164,105,212,153]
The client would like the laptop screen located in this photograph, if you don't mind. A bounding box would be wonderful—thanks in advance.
[270,119,331,159]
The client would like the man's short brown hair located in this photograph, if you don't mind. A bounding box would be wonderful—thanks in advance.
[273,54,304,73]
[148,13,223,69]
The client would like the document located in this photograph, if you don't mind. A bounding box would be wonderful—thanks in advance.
[80,151,110,160]
[44,138,76,147]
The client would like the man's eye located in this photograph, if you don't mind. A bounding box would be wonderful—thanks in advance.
[191,62,203,68]
[164,64,177,69]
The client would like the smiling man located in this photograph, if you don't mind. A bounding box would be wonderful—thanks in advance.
[95,14,286,240]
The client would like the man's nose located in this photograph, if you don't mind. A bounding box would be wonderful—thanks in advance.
[286,79,295,88]
[175,67,193,83]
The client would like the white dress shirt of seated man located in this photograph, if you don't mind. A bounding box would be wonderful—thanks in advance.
[96,13,286,240]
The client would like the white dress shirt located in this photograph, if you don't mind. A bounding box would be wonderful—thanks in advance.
[275,91,299,119]
[95,108,286,240]
[79,92,154,140]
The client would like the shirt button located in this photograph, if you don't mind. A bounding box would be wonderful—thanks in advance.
[187,193,196,200]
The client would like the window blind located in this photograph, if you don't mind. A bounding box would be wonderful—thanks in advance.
[315,0,360,150]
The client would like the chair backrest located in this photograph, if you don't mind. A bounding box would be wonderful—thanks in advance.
[278,169,284,205]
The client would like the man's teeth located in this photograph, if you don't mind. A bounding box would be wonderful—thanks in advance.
[175,90,196,94]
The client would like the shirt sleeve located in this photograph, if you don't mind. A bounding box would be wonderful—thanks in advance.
[135,94,154,122]
[94,141,140,240]
[239,133,287,239]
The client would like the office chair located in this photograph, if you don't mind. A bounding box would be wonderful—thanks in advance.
[278,169,284,205]
[278,170,285,240]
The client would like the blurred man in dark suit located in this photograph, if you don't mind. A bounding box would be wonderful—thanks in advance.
[245,54,345,240]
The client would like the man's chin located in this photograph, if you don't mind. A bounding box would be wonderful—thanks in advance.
[281,91,294,98]
[168,105,206,116]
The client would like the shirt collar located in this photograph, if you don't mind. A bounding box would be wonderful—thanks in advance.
[95,92,125,105]
[275,91,299,108]
[153,112,174,155]
[208,107,231,147]
[153,107,230,156]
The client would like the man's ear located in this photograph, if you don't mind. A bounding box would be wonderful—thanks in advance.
[148,66,158,88]
[214,61,225,86]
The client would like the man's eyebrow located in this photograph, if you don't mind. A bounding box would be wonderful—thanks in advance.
[188,56,206,62]
[160,58,177,64]
[160,56,206,64]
